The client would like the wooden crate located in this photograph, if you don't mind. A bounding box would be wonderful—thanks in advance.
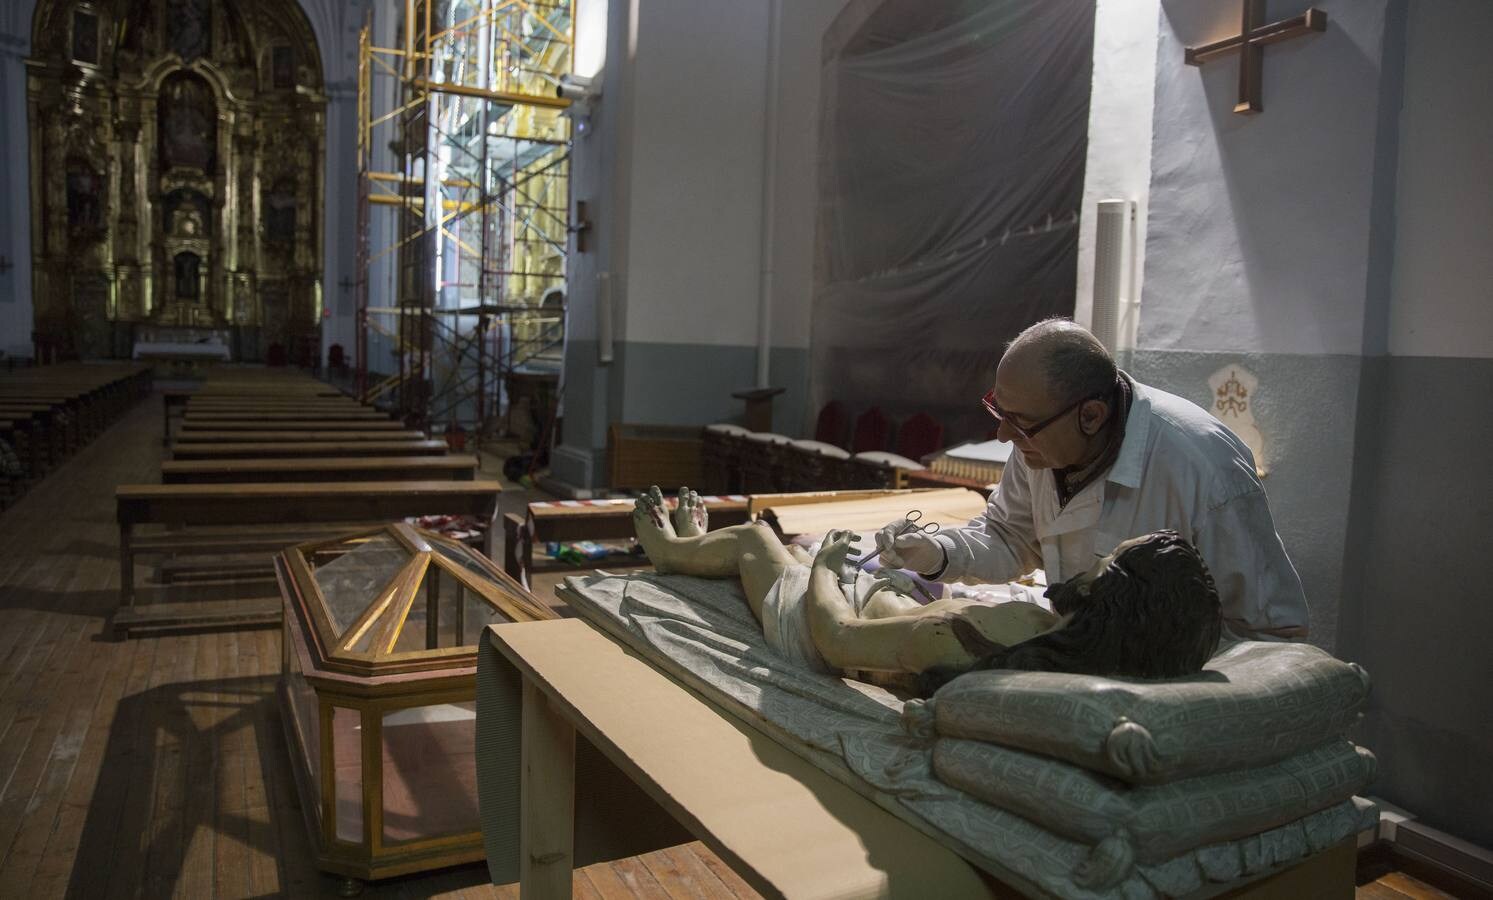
[607,423,704,491]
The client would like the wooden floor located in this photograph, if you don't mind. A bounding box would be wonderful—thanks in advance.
[0,389,1473,899]
[0,393,758,899]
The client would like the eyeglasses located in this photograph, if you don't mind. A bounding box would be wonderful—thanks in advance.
[982,388,1093,441]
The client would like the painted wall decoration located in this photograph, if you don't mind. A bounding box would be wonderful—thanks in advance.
[1209,364,1267,475]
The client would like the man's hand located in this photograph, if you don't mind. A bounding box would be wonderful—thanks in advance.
[875,518,945,575]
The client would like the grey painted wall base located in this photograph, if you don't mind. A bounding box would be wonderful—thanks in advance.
[1134,349,1493,851]
[1128,349,1363,653]
[550,339,810,492]
[1335,354,1493,850]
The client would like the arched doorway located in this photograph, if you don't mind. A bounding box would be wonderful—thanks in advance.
[27,0,325,361]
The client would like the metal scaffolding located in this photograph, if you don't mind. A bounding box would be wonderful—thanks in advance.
[356,0,573,445]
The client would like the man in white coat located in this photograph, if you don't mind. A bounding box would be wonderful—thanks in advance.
[879,319,1308,641]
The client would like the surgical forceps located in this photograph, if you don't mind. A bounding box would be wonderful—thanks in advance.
[846,509,939,570]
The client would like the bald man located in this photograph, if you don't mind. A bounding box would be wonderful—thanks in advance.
[880,318,1308,641]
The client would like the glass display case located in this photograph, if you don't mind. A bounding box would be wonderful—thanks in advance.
[276,522,555,891]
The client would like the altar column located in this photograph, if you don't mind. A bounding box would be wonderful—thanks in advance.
[0,22,33,358]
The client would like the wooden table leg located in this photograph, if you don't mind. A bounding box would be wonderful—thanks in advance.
[119,523,135,609]
[503,513,524,587]
[522,518,535,591]
[520,680,575,899]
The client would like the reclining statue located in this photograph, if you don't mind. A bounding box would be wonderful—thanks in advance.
[632,487,1222,687]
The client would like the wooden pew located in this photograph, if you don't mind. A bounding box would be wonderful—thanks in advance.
[160,455,479,483]
[174,430,427,443]
[178,419,408,432]
[114,479,503,636]
[171,440,450,460]
[181,410,393,423]
[0,366,152,496]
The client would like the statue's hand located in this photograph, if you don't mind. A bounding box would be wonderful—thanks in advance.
[814,529,861,571]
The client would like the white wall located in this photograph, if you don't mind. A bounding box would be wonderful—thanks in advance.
[768,0,847,351]
[620,0,768,347]
[1387,0,1493,360]
[1140,0,1394,356]
[1073,0,1159,351]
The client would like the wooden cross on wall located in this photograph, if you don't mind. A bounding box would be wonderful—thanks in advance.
[1185,0,1327,114]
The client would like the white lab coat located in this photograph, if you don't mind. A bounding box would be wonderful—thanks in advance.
[933,378,1309,639]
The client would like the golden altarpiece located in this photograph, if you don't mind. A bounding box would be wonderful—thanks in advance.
[27,0,324,361]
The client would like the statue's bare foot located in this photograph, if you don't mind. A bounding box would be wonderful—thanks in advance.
[673,488,708,537]
[632,487,677,573]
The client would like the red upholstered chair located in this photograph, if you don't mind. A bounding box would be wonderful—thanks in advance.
[813,401,850,450]
[896,412,945,464]
[328,343,347,371]
[851,407,892,454]
[266,342,287,367]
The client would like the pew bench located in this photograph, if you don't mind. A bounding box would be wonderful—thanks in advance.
[171,439,451,460]
[160,454,479,483]
[178,419,408,432]
[174,429,428,443]
[115,480,502,636]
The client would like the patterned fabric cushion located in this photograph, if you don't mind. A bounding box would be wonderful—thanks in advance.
[932,737,1375,873]
[905,640,1371,784]
[788,439,851,460]
[852,450,925,469]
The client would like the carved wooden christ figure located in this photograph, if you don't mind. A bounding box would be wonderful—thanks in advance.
[631,487,1223,690]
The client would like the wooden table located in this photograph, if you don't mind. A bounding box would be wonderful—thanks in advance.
[160,455,479,483]
[483,618,997,900]
[115,480,502,636]
[486,621,1360,900]
[171,440,450,460]
[503,496,751,588]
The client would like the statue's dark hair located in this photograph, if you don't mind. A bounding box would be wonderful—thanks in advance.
[923,531,1222,692]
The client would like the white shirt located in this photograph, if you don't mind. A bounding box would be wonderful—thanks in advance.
[933,378,1309,639]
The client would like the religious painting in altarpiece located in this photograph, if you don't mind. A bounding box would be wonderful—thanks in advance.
[26,0,326,362]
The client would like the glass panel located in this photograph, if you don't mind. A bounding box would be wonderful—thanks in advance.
[432,541,493,582]
[333,707,364,844]
[392,564,447,654]
[391,561,515,653]
[312,534,411,635]
[381,702,479,844]
[283,621,321,799]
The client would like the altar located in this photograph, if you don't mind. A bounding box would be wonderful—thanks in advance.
[132,326,232,372]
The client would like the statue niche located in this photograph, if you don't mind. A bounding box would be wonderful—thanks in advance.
[173,252,202,301]
[159,72,216,173]
[166,0,211,62]
[65,157,105,239]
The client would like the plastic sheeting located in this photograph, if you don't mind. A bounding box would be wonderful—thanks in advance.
[812,0,1096,445]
